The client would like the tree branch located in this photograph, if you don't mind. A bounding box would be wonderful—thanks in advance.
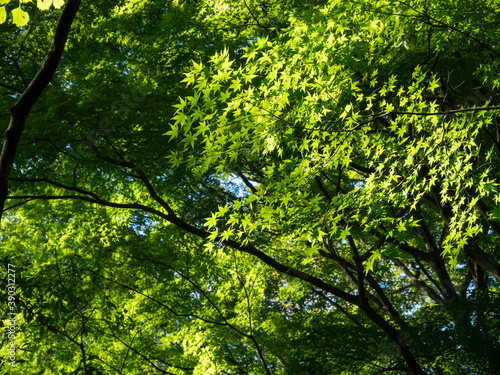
[0,0,82,222]
[0,82,23,94]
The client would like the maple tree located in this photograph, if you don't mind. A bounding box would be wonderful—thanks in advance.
[1,0,500,374]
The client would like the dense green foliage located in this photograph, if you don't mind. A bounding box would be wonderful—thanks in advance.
[1,0,500,374]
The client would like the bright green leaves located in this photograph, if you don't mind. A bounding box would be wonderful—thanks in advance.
[170,0,500,271]
[36,0,64,10]
[40,0,65,9]
[0,0,64,26]
[205,211,218,229]
[11,6,29,26]
[0,0,10,23]
[168,0,416,261]
[366,19,384,34]
[0,6,6,23]
[37,0,53,9]
[169,49,248,175]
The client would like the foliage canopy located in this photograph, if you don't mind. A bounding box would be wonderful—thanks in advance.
[1,0,500,374]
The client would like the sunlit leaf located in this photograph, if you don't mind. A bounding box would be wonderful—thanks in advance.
[11,7,29,26]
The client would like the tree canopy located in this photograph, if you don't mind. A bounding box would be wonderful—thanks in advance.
[1,0,500,374]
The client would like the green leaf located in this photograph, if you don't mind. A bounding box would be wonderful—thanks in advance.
[0,6,6,23]
[37,0,53,10]
[11,7,29,27]
[164,124,179,139]
[205,212,218,228]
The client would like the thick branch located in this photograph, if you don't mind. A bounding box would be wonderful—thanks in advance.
[0,0,82,222]
[8,190,359,305]
[464,242,500,281]
[392,259,444,304]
